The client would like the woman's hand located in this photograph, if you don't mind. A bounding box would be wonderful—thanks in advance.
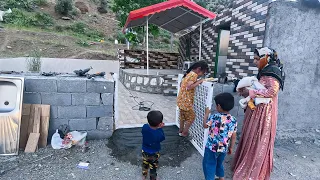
[238,88,249,97]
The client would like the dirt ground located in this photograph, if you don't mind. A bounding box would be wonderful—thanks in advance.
[1,129,319,180]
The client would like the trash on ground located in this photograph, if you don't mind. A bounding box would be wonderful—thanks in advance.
[77,162,89,170]
[51,129,87,149]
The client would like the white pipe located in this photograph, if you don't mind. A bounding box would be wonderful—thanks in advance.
[146,17,149,75]
[199,20,203,61]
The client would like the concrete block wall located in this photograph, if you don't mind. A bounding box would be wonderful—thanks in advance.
[23,75,115,140]
[264,1,320,139]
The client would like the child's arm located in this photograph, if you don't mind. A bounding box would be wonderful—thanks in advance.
[228,132,237,155]
[187,79,204,90]
[203,107,211,128]
[158,128,165,142]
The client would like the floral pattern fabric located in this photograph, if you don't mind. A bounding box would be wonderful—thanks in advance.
[177,71,198,111]
[205,113,237,153]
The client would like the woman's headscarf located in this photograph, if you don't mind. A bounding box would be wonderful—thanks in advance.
[255,47,285,90]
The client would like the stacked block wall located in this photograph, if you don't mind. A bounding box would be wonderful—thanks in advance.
[179,0,270,78]
[118,49,181,69]
[23,75,115,140]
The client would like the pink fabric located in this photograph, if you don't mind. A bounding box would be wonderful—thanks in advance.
[232,76,280,180]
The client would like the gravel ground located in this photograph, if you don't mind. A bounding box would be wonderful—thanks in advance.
[0,136,319,180]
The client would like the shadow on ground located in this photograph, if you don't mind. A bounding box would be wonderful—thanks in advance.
[107,125,197,167]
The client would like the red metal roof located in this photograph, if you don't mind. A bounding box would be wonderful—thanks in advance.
[123,0,216,33]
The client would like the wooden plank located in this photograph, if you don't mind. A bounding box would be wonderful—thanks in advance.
[39,116,50,148]
[24,133,40,153]
[22,104,31,116]
[27,105,35,135]
[20,104,31,149]
[38,104,50,148]
[32,107,41,133]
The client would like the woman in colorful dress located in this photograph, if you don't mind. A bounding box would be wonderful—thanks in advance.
[232,47,285,180]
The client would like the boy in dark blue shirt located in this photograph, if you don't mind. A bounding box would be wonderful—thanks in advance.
[141,110,165,180]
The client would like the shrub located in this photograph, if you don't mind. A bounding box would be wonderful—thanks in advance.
[34,0,48,6]
[69,22,104,40]
[3,8,33,27]
[26,50,42,72]
[32,12,54,27]
[4,8,54,28]
[55,0,73,15]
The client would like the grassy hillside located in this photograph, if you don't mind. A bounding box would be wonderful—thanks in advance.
[0,0,178,59]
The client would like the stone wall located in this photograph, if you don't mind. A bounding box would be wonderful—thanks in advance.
[22,74,115,140]
[119,69,179,96]
[264,1,320,138]
[118,49,181,69]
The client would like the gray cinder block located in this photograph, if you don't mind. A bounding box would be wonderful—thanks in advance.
[101,93,114,105]
[41,93,72,106]
[58,106,86,118]
[86,105,113,118]
[69,118,96,131]
[25,78,57,92]
[72,93,100,105]
[23,92,41,104]
[86,80,114,93]
[57,79,87,93]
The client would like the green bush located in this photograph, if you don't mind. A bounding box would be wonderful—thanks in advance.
[4,8,54,28]
[32,12,54,27]
[34,0,48,6]
[116,31,126,44]
[69,22,104,40]
[55,0,73,15]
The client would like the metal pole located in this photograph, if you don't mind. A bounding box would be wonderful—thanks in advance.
[170,33,173,52]
[146,17,149,75]
[198,20,202,61]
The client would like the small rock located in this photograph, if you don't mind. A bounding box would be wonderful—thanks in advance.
[61,17,71,20]
[71,173,76,178]
[177,171,181,174]
[302,156,307,159]
[115,167,119,171]
[168,157,173,160]
[311,159,315,162]
[316,129,320,133]
[294,155,297,157]
[32,154,38,157]
[295,141,302,145]
[6,46,12,49]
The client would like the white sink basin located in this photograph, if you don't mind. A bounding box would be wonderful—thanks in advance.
[0,81,18,113]
[0,76,24,155]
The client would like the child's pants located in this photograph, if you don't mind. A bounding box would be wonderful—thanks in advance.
[202,148,226,180]
[142,151,160,180]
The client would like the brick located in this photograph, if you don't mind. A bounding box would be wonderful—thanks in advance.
[57,79,86,93]
[101,93,114,105]
[87,130,113,140]
[41,93,71,106]
[86,80,114,93]
[72,93,100,105]
[49,118,69,132]
[50,106,58,119]
[25,78,57,92]
[58,106,86,118]
[69,118,96,131]
[97,117,113,131]
[86,106,113,118]
[23,92,41,104]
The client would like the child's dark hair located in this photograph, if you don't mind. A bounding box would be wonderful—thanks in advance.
[183,61,209,78]
[214,93,234,112]
[147,110,163,127]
